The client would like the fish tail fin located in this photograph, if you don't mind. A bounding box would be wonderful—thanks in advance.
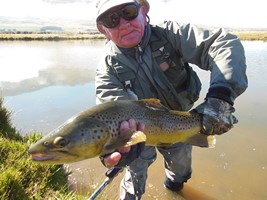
[185,133,216,148]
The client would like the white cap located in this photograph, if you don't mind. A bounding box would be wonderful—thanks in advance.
[96,0,137,20]
[96,0,150,21]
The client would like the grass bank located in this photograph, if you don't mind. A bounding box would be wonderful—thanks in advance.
[232,31,267,41]
[0,33,105,41]
[0,96,86,200]
[0,31,266,41]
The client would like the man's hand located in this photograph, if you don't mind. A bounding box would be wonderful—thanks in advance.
[101,119,145,168]
[195,98,238,135]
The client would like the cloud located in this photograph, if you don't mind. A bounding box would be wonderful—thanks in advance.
[149,0,267,29]
[1,0,266,28]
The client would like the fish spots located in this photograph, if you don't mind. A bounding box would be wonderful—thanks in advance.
[93,111,127,123]
[111,132,118,138]
[91,108,143,143]
[91,128,106,140]
[80,129,85,137]
[111,127,118,135]
[80,128,87,137]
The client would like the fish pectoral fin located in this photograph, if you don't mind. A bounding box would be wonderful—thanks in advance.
[124,131,147,147]
[185,133,216,148]
[103,130,147,152]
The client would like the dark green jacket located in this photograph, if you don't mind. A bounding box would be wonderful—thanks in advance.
[95,21,247,111]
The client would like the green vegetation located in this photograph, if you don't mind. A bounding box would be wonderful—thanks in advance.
[0,33,105,41]
[0,97,20,140]
[0,96,86,199]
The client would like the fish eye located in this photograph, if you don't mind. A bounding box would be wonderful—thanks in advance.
[53,137,69,148]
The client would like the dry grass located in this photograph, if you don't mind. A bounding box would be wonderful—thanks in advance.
[0,33,105,41]
[232,31,267,41]
[1,31,267,41]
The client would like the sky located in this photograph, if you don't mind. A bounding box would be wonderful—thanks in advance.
[0,0,266,29]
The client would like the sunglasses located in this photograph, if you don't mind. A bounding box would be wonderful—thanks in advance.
[98,3,140,28]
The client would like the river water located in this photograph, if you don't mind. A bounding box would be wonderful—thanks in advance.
[1,40,267,200]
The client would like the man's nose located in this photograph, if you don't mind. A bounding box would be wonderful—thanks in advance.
[118,17,130,28]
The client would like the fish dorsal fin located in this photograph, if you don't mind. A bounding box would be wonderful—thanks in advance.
[140,98,169,111]
[169,110,191,117]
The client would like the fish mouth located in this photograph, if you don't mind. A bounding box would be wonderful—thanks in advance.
[30,150,77,162]
[31,153,60,161]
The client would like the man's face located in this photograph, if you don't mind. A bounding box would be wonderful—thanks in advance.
[97,4,147,48]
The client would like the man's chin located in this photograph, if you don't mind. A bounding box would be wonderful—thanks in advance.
[118,41,140,48]
[119,35,142,48]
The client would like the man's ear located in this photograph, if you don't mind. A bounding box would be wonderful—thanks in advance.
[97,23,107,35]
[140,6,148,26]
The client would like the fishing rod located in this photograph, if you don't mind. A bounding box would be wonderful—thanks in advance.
[88,167,123,200]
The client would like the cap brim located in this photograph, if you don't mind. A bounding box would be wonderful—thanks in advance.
[97,0,137,20]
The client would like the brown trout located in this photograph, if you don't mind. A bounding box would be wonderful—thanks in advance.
[28,98,215,164]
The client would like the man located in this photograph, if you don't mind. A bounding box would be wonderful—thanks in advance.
[95,0,248,199]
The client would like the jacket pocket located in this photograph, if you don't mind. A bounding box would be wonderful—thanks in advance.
[184,65,202,103]
[112,65,136,83]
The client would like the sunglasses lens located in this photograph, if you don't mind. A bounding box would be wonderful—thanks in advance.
[102,12,120,28]
[121,4,139,20]
[100,4,139,28]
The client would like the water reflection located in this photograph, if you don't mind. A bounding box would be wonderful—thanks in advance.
[1,66,95,96]
[3,83,95,134]
[1,40,104,133]
[1,40,267,199]
[0,40,104,96]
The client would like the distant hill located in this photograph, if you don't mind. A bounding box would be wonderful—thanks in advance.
[0,16,266,33]
[0,16,98,33]
[40,26,63,32]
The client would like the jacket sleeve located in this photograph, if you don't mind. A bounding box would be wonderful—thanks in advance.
[95,56,130,104]
[163,21,248,104]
